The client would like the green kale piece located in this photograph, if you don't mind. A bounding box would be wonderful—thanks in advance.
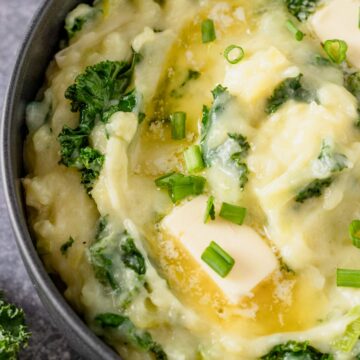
[65,5,98,39]
[95,313,167,360]
[170,69,201,98]
[345,72,360,126]
[200,87,251,190]
[228,133,250,159]
[89,229,146,306]
[316,141,348,174]
[261,340,333,359]
[60,236,75,256]
[0,293,31,359]
[295,177,333,203]
[266,74,311,114]
[78,147,105,193]
[59,55,139,193]
[346,72,360,102]
[121,237,146,275]
[64,60,134,122]
[284,0,320,21]
[200,85,232,164]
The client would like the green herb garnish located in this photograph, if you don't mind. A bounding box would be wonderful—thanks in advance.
[201,19,216,43]
[219,202,247,225]
[204,196,215,223]
[155,172,206,203]
[201,241,235,278]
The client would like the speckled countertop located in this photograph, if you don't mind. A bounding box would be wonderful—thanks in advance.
[0,0,82,358]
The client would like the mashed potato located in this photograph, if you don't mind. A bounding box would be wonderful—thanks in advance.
[23,0,360,358]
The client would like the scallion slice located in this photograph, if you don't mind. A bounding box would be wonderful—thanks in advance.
[219,202,246,225]
[224,45,245,64]
[337,268,360,288]
[349,220,360,248]
[155,172,206,203]
[204,196,215,223]
[286,20,305,41]
[170,112,186,140]
[184,145,205,173]
[201,19,216,44]
[201,241,235,277]
[333,317,360,352]
[323,39,348,64]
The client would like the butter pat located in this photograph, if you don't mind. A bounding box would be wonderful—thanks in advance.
[223,47,299,103]
[161,196,278,303]
[310,0,360,69]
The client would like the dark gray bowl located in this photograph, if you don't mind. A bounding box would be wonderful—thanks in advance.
[1,1,120,359]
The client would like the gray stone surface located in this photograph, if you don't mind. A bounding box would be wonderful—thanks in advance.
[0,0,82,358]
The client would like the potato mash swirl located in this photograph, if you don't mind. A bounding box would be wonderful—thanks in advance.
[23,0,360,358]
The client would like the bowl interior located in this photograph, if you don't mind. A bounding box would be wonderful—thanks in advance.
[1,1,119,359]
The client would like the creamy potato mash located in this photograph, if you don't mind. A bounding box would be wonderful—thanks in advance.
[23,0,360,358]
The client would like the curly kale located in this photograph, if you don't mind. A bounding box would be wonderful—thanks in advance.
[200,86,251,190]
[89,228,146,307]
[65,4,98,39]
[295,177,333,203]
[266,74,311,114]
[95,313,167,360]
[261,341,333,360]
[0,293,31,359]
[59,55,139,193]
[284,0,320,21]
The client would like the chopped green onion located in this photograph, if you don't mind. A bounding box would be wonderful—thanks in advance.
[184,145,205,173]
[201,19,216,44]
[204,196,215,223]
[224,45,245,64]
[337,268,360,288]
[170,112,186,140]
[349,220,360,248]
[219,202,246,225]
[323,39,348,64]
[155,172,206,203]
[201,241,235,277]
[286,20,305,41]
[333,317,360,352]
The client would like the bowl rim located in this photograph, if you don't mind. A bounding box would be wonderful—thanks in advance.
[1,1,119,359]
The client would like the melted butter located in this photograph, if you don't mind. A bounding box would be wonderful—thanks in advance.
[134,1,259,176]
[145,225,328,338]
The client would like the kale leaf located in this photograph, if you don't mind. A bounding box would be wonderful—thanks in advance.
[261,340,333,360]
[95,313,167,360]
[78,147,105,193]
[200,86,251,190]
[345,72,360,126]
[65,5,98,39]
[89,228,146,307]
[284,0,320,22]
[346,72,360,102]
[266,74,311,114]
[0,293,31,359]
[200,85,233,165]
[64,59,135,123]
[170,69,201,98]
[296,141,348,203]
[60,236,75,256]
[295,177,333,203]
[59,55,139,193]
[121,237,146,275]
[315,141,348,174]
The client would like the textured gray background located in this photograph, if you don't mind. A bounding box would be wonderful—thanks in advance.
[0,0,82,358]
